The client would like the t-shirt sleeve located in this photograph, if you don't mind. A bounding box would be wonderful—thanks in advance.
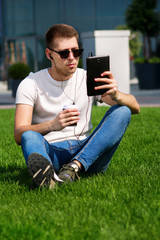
[15,77,37,107]
[95,95,103,103]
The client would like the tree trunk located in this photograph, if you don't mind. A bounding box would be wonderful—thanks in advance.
[147,36,151,59]
[143,35,147,59]
[143,35,151,60]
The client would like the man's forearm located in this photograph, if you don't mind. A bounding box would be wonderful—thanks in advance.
[14,120,53,145]
[102,91,140,114]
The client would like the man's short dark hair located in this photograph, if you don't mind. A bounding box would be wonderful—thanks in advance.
[45,24,79,48]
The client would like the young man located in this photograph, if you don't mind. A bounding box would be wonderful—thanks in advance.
[14,24,140,189]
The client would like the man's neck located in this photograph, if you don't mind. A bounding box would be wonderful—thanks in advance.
[48,67,73,81]
[48,68,73,81]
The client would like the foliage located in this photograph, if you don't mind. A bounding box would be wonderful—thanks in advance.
[8,62,31,80]
[125,0,160,59]
[148,56,160,63]
[116,24,142,58]
[134,56,160,64]
[78,57,83,68]
[134,57,146,64]
[0,107,160,239]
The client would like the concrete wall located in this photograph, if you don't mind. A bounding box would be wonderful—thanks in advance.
[81,30,130,95]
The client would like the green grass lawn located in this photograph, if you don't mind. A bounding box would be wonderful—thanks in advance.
[0,106,160,240]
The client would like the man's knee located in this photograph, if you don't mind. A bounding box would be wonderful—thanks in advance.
[21,130,41,143]
[119,105,131,123]
[110,105,131,122]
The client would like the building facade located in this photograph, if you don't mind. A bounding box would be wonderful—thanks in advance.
[0,0,160,81]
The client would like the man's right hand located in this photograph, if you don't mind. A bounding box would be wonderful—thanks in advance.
[14,104,80,145]
[49,108,80,131]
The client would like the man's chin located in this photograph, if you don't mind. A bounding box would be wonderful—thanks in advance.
[68,66,77,73]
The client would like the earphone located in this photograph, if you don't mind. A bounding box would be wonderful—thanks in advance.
[48,54,89,142]
[50,54,53,60]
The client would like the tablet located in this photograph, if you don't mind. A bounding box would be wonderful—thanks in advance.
[86,55,110,96]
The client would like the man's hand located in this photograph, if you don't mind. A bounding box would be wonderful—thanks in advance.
[94,71,118,101]
[14,104,80,145]
[49,108,80,131]
[94,71,140,114]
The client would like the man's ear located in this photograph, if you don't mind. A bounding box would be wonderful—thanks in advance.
[45,48,52,60]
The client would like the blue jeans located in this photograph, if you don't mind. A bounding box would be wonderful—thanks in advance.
[21,105,131,174]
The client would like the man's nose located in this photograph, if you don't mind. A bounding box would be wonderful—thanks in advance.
[68,50,74,59]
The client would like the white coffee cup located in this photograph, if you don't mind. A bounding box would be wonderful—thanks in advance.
[63,104,78,110]
[63,104,78,126]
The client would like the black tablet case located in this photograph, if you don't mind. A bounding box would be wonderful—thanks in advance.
[86,55,110,96]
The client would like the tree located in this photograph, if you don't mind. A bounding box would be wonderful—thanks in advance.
[125,0,160,59]
[116,24,142,59]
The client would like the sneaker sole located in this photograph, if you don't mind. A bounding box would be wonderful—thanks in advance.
[27,153,63,188]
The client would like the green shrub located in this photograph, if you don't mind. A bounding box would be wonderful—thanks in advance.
[148,57,160,63]
[8,62,31,80]
[134,57,146,64]
[134,56,160,64]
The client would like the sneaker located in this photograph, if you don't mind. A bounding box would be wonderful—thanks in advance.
[58,162,80,183]
[27,153,63,189]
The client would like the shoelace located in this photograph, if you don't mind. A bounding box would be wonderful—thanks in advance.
[60,165,80,181]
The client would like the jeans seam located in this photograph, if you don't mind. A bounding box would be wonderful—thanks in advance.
[43,138,49,156]
[76,105,128,162]
[75,112,108,166]
[76,105,130,171]
[76,156,88,169]
[50,140,85,152]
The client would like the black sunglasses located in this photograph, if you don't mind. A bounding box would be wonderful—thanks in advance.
[49,47,84,59]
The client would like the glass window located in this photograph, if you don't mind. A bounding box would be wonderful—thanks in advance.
[4,38,35,71]
[4,0,34,36]
[96,0,131,29]
[37,38,50,70]
[64,0,96,33]
[35,0,62,35]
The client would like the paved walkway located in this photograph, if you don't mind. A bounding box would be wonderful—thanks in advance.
[130,83,160,107]
[0,81,160,109]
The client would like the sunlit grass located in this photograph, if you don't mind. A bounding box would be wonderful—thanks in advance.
[0,107,160,240]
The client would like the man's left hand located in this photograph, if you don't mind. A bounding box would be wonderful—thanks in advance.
[94,71,118,101]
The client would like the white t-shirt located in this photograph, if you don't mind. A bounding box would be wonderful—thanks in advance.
[16,68,98,143]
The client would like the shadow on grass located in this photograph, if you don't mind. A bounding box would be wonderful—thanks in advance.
[0,164,34,189]
[0,162,105,192]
